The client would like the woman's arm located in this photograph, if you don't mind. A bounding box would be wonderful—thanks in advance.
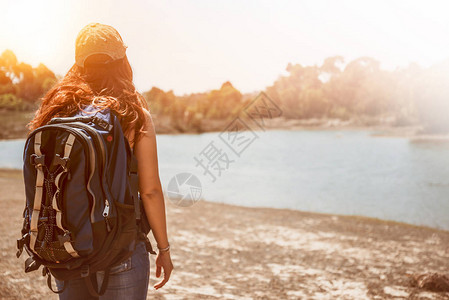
[134,109,173,290]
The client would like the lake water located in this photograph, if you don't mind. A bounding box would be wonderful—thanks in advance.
[2,130,449,230]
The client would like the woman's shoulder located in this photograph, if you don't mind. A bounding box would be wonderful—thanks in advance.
[125,108,154,149]
[142,109,155,135]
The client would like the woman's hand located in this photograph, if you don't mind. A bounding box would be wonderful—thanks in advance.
[154,251,174,290]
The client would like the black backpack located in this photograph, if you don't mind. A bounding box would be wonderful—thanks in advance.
[16,105,155,296]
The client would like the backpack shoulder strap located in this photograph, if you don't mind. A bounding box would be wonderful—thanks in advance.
[125,139,156,255]
[129,150,140,221]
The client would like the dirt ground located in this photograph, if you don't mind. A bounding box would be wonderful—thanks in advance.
[0,169,448,299]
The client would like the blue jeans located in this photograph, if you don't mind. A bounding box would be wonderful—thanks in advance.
[56,241,150,300]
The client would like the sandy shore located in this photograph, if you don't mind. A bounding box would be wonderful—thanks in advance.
[0,169,448,299]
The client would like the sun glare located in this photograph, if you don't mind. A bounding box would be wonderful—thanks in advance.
[1,0,449,93]
[2,1,78,71]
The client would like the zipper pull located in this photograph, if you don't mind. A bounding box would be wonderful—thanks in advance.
[103,199,111,232]
[103,199,110,217]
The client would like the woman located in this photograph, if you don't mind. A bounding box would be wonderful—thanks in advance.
[29,23,174,299]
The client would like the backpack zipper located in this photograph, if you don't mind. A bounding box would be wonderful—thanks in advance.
[49,121,114,232]
[63,122,113,231]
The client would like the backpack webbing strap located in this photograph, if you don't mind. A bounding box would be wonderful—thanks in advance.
[51,134,80,258]
[52,172,65,231]
[29,132,44,255]
[129,154,140,221]
[63,134,76,162]
[46,270,66,294]
[84,268,110,297]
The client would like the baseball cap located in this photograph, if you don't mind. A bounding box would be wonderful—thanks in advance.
[75,23,127,67]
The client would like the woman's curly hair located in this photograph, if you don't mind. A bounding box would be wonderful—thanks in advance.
[29,54,148,145]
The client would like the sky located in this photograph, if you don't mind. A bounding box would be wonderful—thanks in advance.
[1,0,449,95]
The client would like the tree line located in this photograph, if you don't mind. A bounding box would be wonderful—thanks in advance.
[1,49,448,133]
[266,56,449,133]
[144,56,449,133]
[0,50,56,111]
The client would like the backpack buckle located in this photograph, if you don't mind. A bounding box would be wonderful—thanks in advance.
[25,257,41,273]
[16,233,29,258]
[57,231,72,246]
[30,154,45,168]
[54,154,69,169]
[93,116,113,131]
